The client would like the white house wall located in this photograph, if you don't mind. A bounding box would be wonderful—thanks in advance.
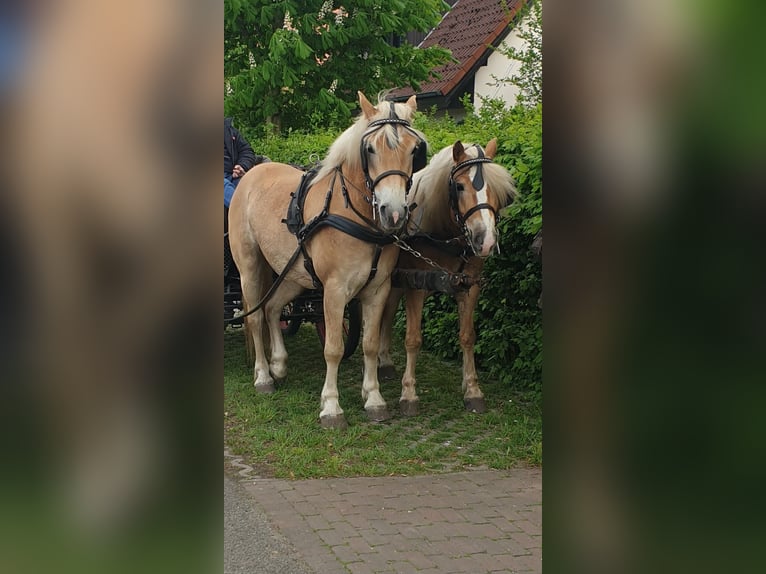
[474,11,533,110]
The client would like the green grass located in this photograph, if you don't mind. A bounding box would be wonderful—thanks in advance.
[224,324,542,479]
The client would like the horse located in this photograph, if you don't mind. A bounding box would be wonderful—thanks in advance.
[228,92,427,429]
[377,139,517,415]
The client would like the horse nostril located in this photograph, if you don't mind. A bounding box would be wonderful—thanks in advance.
[474,232,485,248]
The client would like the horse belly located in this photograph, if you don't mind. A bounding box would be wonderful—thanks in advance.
[241,163,315,288]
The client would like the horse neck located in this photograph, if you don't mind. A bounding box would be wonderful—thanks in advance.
[331,165,374,219]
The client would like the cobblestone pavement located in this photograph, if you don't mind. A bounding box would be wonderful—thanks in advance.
[225,475,316,574]
[226,451,541,574]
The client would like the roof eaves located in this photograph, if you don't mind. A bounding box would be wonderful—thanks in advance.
[438,11,518,97]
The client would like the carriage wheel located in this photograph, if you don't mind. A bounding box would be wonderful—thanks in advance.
[280,303,301,336]
[315,299,362,360]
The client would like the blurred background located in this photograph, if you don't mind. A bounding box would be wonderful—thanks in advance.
[0,1,220,573]
[543,0,766,572]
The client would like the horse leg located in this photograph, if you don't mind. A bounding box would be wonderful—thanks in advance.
[400,289,426,416]
[377,287,403,380]
[358,285,391,422]
[457,285,486,413]
[263,280,304,382]
[318,285,348,429]
[241,275,275,394]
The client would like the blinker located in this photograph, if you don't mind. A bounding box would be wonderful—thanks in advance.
[472,145,485,191]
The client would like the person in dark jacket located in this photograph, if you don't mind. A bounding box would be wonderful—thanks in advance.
[224,117,269,210]
[224,118,268,286]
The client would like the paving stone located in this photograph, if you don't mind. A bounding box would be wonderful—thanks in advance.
[509,530,541,552]
[347,535,378,555]
[305,514,332,531]
[513,519,542,537]
[505,553,542,572]
[385,561,420,574]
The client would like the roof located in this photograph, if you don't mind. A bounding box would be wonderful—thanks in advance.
[391,0,524,102]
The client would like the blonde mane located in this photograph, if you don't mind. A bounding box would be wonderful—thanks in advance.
[409,143,517,234]
[315,98,422,183]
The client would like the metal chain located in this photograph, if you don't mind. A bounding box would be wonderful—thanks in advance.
[393,235,454,274]
[393,235,487,291]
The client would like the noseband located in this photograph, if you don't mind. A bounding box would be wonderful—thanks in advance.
[447,146,499,254]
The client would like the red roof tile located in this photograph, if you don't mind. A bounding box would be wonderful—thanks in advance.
[392,0,524,99]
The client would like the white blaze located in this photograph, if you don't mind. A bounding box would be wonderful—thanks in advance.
[469,166,495,236]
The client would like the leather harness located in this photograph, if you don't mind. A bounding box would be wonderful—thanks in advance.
[283,167,395,290]
[283,104,426,290]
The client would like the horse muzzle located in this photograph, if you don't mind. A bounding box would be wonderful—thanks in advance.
[470,230,497,258]
[378,203,408,232]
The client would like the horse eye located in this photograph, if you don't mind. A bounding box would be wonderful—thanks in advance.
[456,183,465,192]
[366,144,375,154]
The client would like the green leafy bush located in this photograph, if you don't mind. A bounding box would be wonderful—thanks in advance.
[240,101,542,395]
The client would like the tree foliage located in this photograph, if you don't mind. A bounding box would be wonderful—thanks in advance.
[225,0,452,133]
[493,0,542,107]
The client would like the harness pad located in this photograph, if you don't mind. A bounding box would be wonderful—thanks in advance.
[283,168,319,236]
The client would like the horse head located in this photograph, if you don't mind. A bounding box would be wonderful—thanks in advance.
[358,92,426,233]
[449,139,515,257]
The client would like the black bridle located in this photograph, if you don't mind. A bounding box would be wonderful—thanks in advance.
[448,146,497,245]
[358,103,427,219]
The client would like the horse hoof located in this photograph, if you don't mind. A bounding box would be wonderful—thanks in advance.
[464,397,487,414]
[255,381,275,394]
[399,400,419,417]
[269,370,286,385]
[378,365,397,380]
[320,415,348,430]
[366,406,391,423]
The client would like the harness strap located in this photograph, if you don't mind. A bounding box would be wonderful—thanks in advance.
[367,244,384,286]
[281,172,396,296]
[370,169,413,193]
[462,202,497,222]
[338,169,379,227]
[314,214,396,245]
[391,268,478,295]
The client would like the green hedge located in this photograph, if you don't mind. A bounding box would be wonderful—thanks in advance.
[241,101,542,395]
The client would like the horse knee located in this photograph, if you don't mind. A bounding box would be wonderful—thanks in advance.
[362,332,380,354]
[323,341,343,364]
[404,332,422,352]
[459,329,475,349]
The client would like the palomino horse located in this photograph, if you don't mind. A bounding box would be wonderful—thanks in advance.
[378,139,517,415]
[228,92,426,428]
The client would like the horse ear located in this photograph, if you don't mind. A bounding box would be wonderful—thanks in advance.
[452,140,465,163]
[405,95,417,112]
[358,91,377,119]
[485,138,498,159]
